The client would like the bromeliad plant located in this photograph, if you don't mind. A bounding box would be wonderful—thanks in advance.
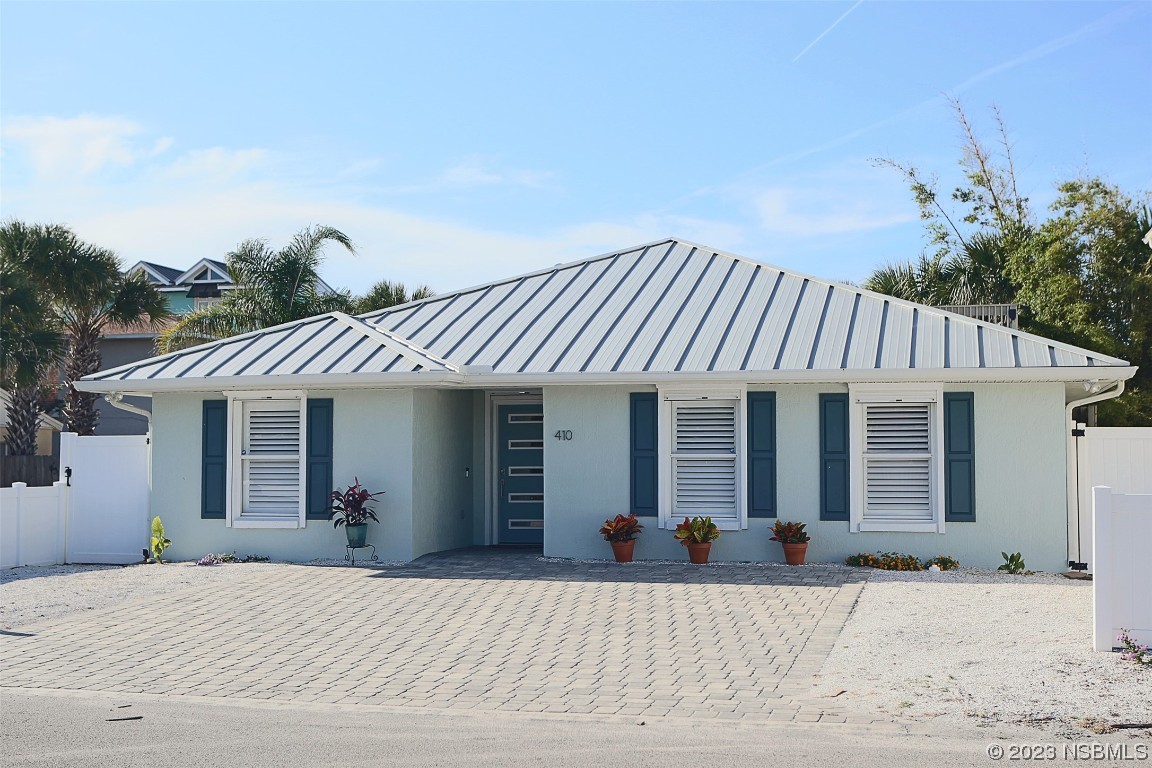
[599,513,644,542]
[673,516,720,545]
[329,478,384,528]
[998,551,1026,574]
[769,521,811,544]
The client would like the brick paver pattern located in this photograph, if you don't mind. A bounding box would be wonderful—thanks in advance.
[0,549,873,723]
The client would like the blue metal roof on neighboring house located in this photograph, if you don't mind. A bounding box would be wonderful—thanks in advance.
[81,238,1133,392]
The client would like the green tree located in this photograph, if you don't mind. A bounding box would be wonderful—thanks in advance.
[353,280,435,314]
[1,220,169,437]
[158,226,358,353]
[870,101,1152,425]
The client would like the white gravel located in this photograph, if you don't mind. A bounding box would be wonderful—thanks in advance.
[817,567,1152,736]
[0,559,404,629]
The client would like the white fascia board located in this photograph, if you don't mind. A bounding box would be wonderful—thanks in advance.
[73,364,1136,397]
[73,370,466,395]
[174,258,229,285]
[454,366,1138,388]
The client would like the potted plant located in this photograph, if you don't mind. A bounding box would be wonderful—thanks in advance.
[329,478,384,548]
[599,513,644,562]
[770,520,811,565]
[673,516,720,564]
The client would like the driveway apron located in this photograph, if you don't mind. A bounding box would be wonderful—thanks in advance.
[0,549,873,723]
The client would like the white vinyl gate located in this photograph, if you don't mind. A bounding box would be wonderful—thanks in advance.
[59,433,151,564]
[1070,427,1152,573]
[1093,486,1152,651]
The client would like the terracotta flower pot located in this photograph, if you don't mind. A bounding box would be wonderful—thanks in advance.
[686,542,712,565]
[610,540,636,563]
[781,542,808,566]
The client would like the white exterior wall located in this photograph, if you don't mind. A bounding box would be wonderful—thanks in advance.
[542,382,1069,571]
[411,389,477,558]
[151,389,416,563]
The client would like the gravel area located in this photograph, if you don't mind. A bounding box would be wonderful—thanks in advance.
[816,567,1152,736]
[0,559,404,629]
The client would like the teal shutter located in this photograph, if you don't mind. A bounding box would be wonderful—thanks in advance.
[819,393,849,521]
[944,392,976,522]
[630,392,658,517]
[747,392,777,518]
[202,400,227,519]
[306,398,334,521]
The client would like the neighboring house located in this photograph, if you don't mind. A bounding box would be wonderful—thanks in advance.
[0,389,64,456]
[94,259,237,435]
[77,239,1137,569]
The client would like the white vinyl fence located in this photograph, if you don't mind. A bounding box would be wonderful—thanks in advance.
[0,482,70,568]
[1093,486,1152,651]
[1,433,150,568]
[1070,427,1152,572]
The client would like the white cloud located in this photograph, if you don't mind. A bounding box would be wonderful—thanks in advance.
[2,115,173,178]
[159,147,269,182]
[750,186,915,236]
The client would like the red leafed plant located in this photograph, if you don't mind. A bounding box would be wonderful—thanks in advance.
[599,513,644,542]
[769,520,811,544]
[329,478,384,528]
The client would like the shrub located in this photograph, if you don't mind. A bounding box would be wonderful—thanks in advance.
[844,552,925,571]
[997,551,1026,574]
[673,516,720,545]
[150,517,171,564]
[769,520,811,544]
[599,513,643,542]
[923,555,960,571]
[1117,629,1152,666]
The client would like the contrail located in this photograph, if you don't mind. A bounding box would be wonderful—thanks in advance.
[792,0,865,63]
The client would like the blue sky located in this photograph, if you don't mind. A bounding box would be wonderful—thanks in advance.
[2,1,1149,295]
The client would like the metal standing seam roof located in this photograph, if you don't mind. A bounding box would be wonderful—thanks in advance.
[82,238,1133,391]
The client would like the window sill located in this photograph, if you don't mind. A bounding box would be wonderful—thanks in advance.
[856,520,941,533]
[229,518,302,529]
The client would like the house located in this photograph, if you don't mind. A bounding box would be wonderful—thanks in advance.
[76,239,1136,569]
[0,389,64,456]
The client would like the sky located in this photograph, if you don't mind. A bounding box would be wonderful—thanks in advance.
[2,1,1149,296]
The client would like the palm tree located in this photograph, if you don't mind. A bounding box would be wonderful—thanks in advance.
[158,226,357,353]
[1,219,171,436]
[0,254,64,455]
[353,280,435,314]
[864,232,1018,307]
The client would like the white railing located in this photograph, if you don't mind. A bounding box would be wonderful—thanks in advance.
[1,481,69,568]
[1093,486,1152,651]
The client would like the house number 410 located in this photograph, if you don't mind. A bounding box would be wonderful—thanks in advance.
[554,430,574,441]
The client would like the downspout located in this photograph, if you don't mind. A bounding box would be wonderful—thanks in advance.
[104,392,152,429]
[1064,379,1126,571]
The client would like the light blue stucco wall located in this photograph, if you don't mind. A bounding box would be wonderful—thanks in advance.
[541,383,1070,571]
[411,389,477,558]
[151,389,416,562]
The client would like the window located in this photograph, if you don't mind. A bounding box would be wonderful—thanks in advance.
[228,392,306,528]
[659,389,745,531]
[194,297,221,311]
[850,386,944,533]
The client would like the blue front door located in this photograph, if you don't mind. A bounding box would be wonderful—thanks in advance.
[497,402,544,545]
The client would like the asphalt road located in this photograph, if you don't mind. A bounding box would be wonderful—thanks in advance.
[0,688,1056,768]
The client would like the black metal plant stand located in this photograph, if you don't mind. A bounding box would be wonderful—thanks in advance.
[345,543,378,565]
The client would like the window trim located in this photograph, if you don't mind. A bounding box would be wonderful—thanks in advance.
[226,390,307,529]
[657,386,747,531]
[849,384,945,534]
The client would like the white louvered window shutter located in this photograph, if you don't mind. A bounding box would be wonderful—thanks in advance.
[240,401,302,521]
[671,401,738,522]
[862,403,933,522]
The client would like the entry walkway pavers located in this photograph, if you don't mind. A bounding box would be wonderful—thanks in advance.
[0,549,875,723]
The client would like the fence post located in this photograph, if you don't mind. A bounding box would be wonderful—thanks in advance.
[54,480,70,565]
[1092,485,1113,651]
[11,482,26,568]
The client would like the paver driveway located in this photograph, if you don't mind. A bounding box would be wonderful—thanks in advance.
[1,549,872,723]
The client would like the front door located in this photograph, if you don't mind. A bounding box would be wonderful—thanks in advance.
[497,402,544,544]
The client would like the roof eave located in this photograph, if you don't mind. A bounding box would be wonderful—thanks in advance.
[75,365,1136,397]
